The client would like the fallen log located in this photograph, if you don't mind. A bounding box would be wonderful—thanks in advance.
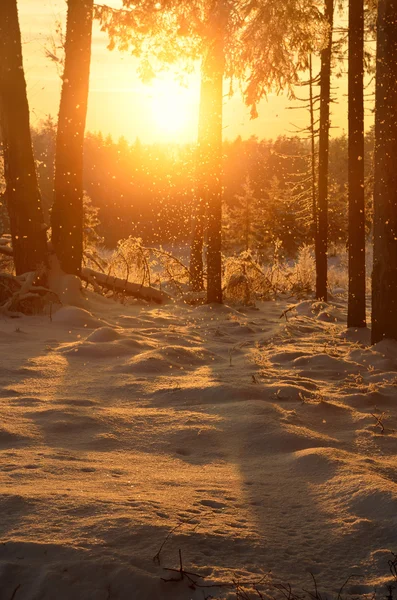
[80,267,170,304]
[0,245,171,304]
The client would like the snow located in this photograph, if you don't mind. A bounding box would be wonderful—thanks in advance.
[0,292,396,599]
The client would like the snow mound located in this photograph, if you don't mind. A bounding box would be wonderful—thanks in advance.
[294,300,345,322]
[86,327,122,342]
[372,338,397,357]
[58,338,148,358]
[351,485,397,521]
[347,343,397,371]
[270,350,309,364]
[0,426,28,447]
[56,274,85,306]
[266,383,317,401]
[291,447,340,480]
[168,425,224,464]
[194,303,243,316]
[52,306,107,329]
[293,353,361,379]
[116,345,223,374]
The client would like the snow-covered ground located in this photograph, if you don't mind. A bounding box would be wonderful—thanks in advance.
[0,290,396,599]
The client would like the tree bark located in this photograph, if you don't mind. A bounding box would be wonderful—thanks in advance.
[348,0,366,328]
[52,0,94,276]
[189,64,209,292]
[245,191,250,252]
[316,0,334,301]
[190,29,224,303]
[0,0,48,275]
[371,0,397,343]
[189,200,205,291]
[203,31,224,304]
[309,55,318,244]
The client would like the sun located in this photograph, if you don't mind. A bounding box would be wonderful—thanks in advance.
[152,94,188,135]
[148,76,198,141]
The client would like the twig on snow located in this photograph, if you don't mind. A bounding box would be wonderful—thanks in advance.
[371,412,386,433]
[9,584,21,600]
[279,306,296,322]
[161,548,203,585]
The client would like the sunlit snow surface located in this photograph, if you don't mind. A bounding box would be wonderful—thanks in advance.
[0,293,396,599]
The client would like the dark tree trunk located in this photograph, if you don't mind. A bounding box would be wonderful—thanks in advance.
[189,64,210,292]
[316,0,334,301]
[348,0,366,328]
[204,38,224,304]
[371,0,397,344]
[0,0,48,275]
[309,55,318,245]
[191,22,224,303]
[245,193,250,252]
[52,0,94,275]
[189,198,205,291]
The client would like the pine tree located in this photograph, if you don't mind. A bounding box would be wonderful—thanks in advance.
[51,0,94,275]
[371,0,397,343]
[316,0,334,301]
[203,1,227,304]
[190,5,226,294]
[0,0,48,275]
[224,176,266,252]
[347,0,366,328]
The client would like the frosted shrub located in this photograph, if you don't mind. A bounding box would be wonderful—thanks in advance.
[328,245,348,292]
[103,237,190,296]
[290,244,315,295]
[223,251,270,303]
[328,264,348,292]
[223,243,318,304]
[82,194,107,272]
[148,246,190,293]
[109,236,152,286]
[223,245,292,303]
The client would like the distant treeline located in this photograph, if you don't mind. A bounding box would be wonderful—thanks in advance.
[2,117,374,254]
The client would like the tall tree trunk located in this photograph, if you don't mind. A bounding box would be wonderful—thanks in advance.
[189,201,205,291]
[204,37,224,304]
[245,192,250,252]
[371,0,397,344]
[0,0,48,275]
[189,209,205,291]
[52,0,94,275]
[309,55,318,244]
[189,64,210,292]
[316,0,334,301]
[192,24,224,302]
[348,0,366,328]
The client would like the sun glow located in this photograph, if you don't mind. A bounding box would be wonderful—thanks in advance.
[147,76,199,141]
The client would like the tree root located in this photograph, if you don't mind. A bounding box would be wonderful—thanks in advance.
[0,244,171,306]
[0,271,60,316]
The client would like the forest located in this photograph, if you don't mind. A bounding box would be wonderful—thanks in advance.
[0,0,397,599]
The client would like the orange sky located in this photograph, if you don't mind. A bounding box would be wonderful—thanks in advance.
[18,0,371,144]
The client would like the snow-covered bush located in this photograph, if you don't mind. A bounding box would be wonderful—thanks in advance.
[223,250,274,303]
[223,243,317,304]
[99,236,190,297]
[82,194,107,272]
[107,236,152,286]
[289,244,316,295]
